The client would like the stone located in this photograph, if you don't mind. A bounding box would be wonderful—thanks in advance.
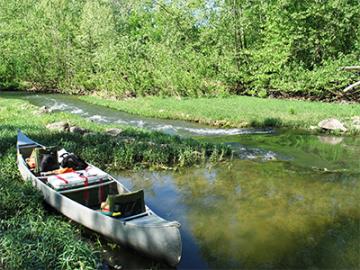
[352,116,360,126]
[69,126,88,135]
[34,106,52,115]
[46,121,69,132]
[83,132,97,137]
[105,128,123,137]
[318,118,347,132]
[119,137,135,144]
[38,106,52,114]
[318,136,344,145]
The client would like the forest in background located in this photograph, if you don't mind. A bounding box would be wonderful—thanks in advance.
[0,0,359,100]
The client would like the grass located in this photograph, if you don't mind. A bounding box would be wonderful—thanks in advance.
[81,95,360,132]
[0,94,231,269]
[0,94,231,170]
[0,152,100,269]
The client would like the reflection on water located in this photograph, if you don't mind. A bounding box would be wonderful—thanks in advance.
[108,133,360,269]
[113,159,359,269]
[100,242,172,270]
[202,132,360,172]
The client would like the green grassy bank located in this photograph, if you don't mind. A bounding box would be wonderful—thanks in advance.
[0,95,230,269]
[81,95,360,133]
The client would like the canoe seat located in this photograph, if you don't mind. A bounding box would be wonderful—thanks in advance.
[106,190,145,218]
[47,166,109,191]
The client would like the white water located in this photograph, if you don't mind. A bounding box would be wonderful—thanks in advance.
[27,94,281,161]
[41,96,274,137]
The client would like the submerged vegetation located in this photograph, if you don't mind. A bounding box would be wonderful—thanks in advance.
[178,161,360,269]
[0,94,230,269]
[0,0,359,100]
[118,155,360,269]
[81,95,360,132]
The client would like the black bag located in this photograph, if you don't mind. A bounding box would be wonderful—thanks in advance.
[34,147,59,174]
[60,153,88,170]
[40,154,59,172]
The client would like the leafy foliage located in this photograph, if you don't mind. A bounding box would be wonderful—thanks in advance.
[0,0,359,99]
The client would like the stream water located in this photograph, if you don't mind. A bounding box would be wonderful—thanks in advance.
[22,94,360,269]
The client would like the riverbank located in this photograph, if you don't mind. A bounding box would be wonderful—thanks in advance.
[81,95,360,134]
[0,94,230,269]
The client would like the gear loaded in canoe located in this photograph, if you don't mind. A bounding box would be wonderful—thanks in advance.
[16,131,182,266]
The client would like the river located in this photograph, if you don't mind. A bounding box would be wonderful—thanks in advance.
[23,93,360,269]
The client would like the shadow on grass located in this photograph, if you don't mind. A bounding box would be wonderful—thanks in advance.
[250,117,283,128]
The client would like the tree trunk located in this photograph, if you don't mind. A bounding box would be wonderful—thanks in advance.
[232,0,242,71]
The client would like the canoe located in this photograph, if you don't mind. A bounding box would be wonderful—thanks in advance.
[16,131,182,266]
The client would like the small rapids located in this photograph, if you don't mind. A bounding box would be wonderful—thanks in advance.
[30,95,273,137]
[25,94,279,161]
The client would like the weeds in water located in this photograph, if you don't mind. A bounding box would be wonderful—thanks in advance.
[54,130,231,171]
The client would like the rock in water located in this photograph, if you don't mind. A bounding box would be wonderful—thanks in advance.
[318,136,344,145]
[39,106,52,114]
[105,128,123,137]
[46,121,70,132]
[318,119,347,132]
[34,106,52,115]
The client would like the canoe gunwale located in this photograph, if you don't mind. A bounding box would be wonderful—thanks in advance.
[16,131,182,265]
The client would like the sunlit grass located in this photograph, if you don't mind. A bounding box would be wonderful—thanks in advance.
[81,95,360,131]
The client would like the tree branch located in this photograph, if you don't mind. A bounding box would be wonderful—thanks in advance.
[343,80,360,93]
[340,66,360,72]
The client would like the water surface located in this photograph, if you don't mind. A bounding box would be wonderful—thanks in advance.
[113,150,359,269]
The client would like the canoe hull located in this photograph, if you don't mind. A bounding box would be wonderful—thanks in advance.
[17,149,181,266]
